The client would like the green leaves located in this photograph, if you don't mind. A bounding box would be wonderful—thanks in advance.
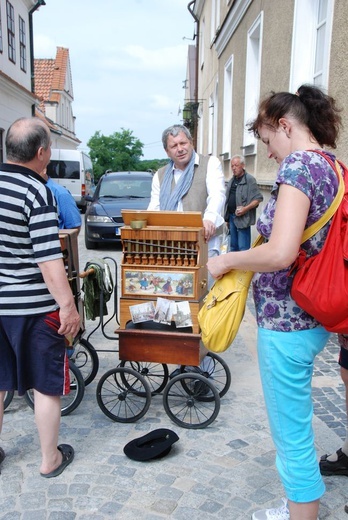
[87,129,169,180]
[87,129,144,179]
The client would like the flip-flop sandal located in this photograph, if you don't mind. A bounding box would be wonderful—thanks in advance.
[0,447,5,474]
[40,444,74,478]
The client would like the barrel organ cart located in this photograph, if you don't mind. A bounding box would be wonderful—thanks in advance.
[94,211,231,429]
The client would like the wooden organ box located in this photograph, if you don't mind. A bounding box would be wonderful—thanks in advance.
[119,210,208,333]
[59,228,85,337]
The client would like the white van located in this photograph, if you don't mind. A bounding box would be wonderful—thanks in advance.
[46,149,95,213]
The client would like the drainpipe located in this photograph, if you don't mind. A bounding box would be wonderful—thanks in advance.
[187,1,199,149]
[29,0,46,115]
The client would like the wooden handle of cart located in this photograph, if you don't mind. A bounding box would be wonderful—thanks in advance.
[79,267,95,279]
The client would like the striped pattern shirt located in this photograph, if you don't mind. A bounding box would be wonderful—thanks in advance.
[0,163,63,315]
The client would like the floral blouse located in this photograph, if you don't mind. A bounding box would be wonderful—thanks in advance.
[252,150,338,332]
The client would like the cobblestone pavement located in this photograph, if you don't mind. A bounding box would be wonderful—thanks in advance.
[0,226,347,519]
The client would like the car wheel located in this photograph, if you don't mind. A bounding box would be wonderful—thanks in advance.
[85,234,98,250]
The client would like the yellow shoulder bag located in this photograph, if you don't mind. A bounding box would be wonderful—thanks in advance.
[198,235,263,353]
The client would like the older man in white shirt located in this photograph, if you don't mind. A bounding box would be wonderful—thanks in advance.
[148,124,225,380]
[148,124,226,266]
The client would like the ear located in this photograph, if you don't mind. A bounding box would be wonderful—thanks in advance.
[36,146,49,170]
[37,146,45,160]
[278,117,291,132]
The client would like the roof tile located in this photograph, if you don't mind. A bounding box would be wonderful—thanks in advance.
[34,47,70,112]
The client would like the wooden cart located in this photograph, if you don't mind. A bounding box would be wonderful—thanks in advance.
[118,210,207,371]
[86,211,231,428]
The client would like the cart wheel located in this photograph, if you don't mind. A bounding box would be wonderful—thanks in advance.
[96,367,151,423]
[4,390,14,410]
[119,361,169,395]
[180,352,231,401]
[70,338,99,386]
[163,373,220,429]
[24,359,85,416]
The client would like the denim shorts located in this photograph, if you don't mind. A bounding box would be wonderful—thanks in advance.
[0,311,69,396]
[257,326,330,503]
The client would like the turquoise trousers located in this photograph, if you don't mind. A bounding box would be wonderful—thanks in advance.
[257,326,330,502]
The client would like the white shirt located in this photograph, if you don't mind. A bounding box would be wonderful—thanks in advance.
[148,153,225,252]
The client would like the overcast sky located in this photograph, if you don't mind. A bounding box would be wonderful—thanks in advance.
[33,0,196,160]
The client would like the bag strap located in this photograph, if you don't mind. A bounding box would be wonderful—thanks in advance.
[300,152,345,243]
[253,151,344,247]
[252,234,264,248]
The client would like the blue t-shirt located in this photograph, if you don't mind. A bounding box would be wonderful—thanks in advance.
[252,150,339,332]
[46,177,82,229]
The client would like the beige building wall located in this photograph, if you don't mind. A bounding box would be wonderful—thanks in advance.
[191,0,348,187]
[195,1,219,155]
[246,1,294,184]
[328,0,348,162]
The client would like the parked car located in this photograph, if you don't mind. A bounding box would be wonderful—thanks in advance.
[84,171,153,249]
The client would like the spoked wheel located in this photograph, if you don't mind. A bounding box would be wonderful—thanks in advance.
[24,359,85,416]
[180,352,231,401]
[69,338,99,386]
[163,373,220,429]
[96,367,151,423]
[4,390,14,410]
[119,361,169,395]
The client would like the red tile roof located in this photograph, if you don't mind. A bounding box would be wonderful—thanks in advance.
[34,47,71,111]
[52,47,69,91]
[34,58,55,110]
[34,47,80,144]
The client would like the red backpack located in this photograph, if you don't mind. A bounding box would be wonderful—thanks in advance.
[291,150,348,333]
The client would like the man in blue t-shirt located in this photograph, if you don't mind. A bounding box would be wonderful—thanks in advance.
[42,169,82,232]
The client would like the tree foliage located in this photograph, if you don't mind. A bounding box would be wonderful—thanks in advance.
[87,129,144,180]
[139,158,169,173]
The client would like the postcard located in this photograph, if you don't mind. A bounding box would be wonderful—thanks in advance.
[129,301,156,323]
[173,300,192,328]
[153,297,173,325]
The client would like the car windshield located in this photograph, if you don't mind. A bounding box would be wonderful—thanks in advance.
[98,178,152,198]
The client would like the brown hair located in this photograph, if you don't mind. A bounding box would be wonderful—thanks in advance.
[248,84,342,148]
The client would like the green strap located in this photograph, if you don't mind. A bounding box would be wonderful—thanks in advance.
[301,159,344,243]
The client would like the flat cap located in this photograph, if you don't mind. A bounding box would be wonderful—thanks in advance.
[123,428,179,461]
